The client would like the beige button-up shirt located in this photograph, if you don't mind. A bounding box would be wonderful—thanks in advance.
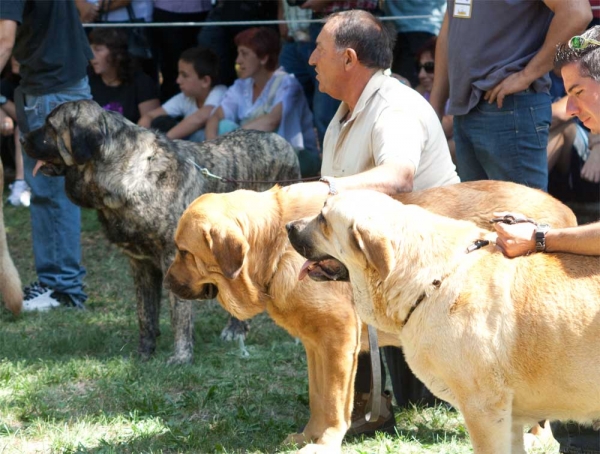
[321,71,459,191]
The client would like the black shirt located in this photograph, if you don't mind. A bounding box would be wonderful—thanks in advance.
[89,69,159,124]
[2,0,93,95]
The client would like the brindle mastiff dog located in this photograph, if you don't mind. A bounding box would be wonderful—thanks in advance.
[164,181,577,453]
[22,99,301,363]
[0,160,23,315]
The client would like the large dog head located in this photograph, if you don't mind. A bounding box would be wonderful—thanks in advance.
[164,190,280,320]
[287,191,402,285]
[22,100,108,176]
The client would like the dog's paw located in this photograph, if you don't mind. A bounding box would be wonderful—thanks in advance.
[283,432,310,448]
[166,352,193,365]
[220,317,250,342]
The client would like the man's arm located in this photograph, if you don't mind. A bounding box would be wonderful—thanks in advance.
[494,219,600,257]
[0,19,17,73]
[429,12,449,121]
[485,0,592,108]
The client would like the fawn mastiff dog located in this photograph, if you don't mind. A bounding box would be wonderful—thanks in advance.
[0,161,23,315]
[21,100,301,363]
[164,180,578,453]
[287,189,600,454]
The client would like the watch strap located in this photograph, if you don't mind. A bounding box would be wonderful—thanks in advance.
[535,224,551,252]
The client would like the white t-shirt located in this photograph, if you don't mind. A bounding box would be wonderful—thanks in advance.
[162,85,228,118]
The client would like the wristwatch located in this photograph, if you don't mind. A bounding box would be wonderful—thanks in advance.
[319,176,338,195]
[535,224,551,252]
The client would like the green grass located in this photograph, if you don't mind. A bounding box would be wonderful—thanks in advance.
[0,197,558,453]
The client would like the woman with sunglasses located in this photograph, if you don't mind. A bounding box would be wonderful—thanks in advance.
[415,37,455,163]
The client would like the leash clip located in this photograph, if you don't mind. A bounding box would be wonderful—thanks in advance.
[466,239,490,253]
[187,158,223,181]
[490,214,537,226]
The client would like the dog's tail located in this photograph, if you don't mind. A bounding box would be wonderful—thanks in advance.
[0,243,23,315]
[0,165,23,315]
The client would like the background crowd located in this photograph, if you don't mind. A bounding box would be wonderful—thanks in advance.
[1,0,600,452]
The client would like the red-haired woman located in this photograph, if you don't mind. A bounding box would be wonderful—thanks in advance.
[205,27,319,177]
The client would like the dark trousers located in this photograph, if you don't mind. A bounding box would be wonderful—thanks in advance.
[354,345,438,409]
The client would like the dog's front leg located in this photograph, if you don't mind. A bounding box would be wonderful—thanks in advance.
[286,328,359,454]
[167,293,194,364]
[130,258,163,360]
[459,394,513,454]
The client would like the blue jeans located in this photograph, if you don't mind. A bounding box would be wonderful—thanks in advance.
[453,91,551,191]
[18,77,91,300]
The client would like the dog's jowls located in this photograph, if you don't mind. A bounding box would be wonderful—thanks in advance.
[288,189,600,454]
[164,180,578,453]
[21,99,302,363]
[0,160,23,315]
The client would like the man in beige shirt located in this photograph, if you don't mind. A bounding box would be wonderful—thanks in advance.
[291,9,459,436]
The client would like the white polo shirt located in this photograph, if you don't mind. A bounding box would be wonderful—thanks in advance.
[321,70,459,191]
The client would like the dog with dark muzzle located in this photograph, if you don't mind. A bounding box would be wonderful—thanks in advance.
[22,99,301,363]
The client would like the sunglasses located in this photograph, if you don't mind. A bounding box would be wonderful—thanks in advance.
[568,35,600,50]
[417,61,435,74]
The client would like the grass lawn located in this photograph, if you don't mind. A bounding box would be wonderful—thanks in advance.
[0,195,559,453]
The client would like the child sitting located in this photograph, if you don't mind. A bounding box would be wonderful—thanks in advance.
[138,47,227,142]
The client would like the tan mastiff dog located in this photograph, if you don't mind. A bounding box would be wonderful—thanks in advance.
[165,180,578,453]
[0,161,23,315]
[287,189,600,454]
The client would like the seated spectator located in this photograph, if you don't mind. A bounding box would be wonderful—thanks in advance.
[546,70,600,203]
[0,56,29,207]
[76,0,156,81]
[138,46,226,142]
[414,36,455,162]
[88,27,160,124]
[205,27,320,177]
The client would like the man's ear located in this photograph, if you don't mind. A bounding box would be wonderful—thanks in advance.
[344,48,358,69]
[351,222,395,281]
[206,227,249,280]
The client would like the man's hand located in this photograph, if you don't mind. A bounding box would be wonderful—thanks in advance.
[492,212,537,258]
[484,70,533,109]
[581,141,600,183]
[0,110,14,136]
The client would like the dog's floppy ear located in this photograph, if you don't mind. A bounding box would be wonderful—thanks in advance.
[69,120,103,165]
[205,226,249,279]
[351,222,395,281]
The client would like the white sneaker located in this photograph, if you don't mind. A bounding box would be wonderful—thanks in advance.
[22,282,59,312]
[8,180,31,207]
